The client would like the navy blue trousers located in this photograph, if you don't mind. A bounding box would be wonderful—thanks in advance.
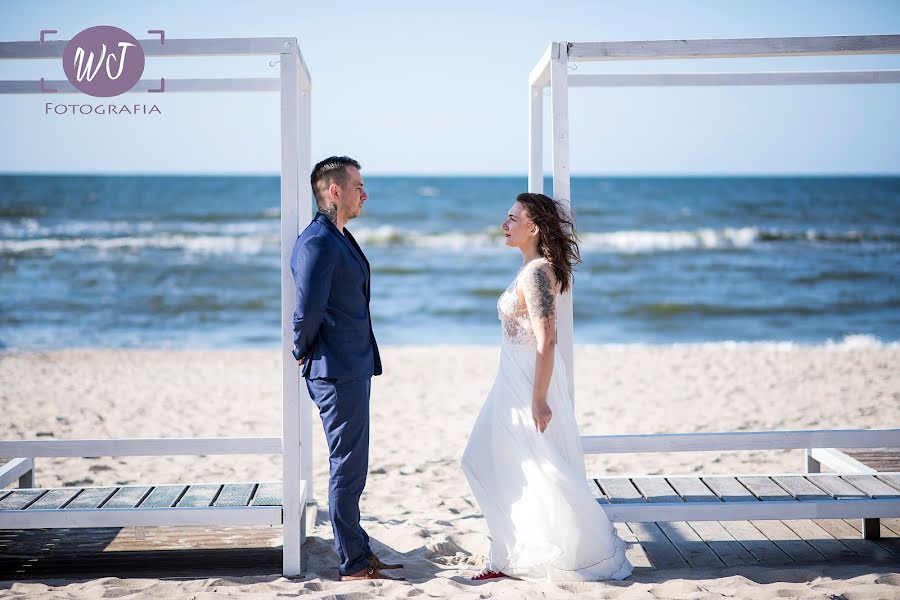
[305,376,373,576]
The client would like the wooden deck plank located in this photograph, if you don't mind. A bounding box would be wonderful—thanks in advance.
[213,483,256,507]
[613,522,652,568]
[0,489,46,510]
[883,518,900,536]
[176,484,222,508]
[840,475,900,498]
[687,520,758,566]
[877,473,900,491]
[249,483,282,506]
[667,477,720,502]
[844,449,900,472]
[717,520,794,564]
[64,487,117,509]
[814,519,900,563]
[843,518,900,558]
[626,521,689,569]
[701,476,758,502]
[103,486,152,509]
[0,525,283,580]
[781,519,858,560]
[656,521,724,568]
[807,475,869,499]
[737,476,795,501]
[26,488,81,510]
[139,485,186,508]
[750,519,825,563]
[631,477,683,503]
[596,478,645,504]
[773,476,834,501]
[589,479,609,504]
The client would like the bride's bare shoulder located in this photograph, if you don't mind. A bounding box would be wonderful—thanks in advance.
[517,258,558,314]
[520,258,556,285]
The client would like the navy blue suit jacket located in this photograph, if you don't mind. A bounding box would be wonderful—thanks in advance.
[290,211,383,379]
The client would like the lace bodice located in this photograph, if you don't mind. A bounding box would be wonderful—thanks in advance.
[497,257,558,347]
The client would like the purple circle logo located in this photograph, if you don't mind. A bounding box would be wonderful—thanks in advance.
[63,26,145,97]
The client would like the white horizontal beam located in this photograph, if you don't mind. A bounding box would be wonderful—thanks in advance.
[529,43,554,88]
[601,498,900,522]
[581,428,900,454]
[0,78,280,95]
[0,37,299,60]
[0,458,33,488]
[810,447,878,474]
[569,70,900,87]
[568,34,900,62]
[595,471,900,480]
[0,437,283,458]
[2,505,284,528]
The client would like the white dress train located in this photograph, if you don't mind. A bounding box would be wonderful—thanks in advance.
[461,258,633,582]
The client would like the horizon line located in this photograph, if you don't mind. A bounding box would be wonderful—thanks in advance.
[2,171,900,178]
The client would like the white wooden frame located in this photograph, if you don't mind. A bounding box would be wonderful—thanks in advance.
[528,34,900,405]
[0,457,34,488]
[0,36,313,577]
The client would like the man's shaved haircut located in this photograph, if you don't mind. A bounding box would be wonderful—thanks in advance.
[311,156,361,205]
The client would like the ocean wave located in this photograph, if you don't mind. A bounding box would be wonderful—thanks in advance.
[353,225,900,253]
[587,334,899,351]
[1,221,897,256]
[0,233,276,255]
[579,227,759,252]
[0,219,275,239]
[623,299,899,318]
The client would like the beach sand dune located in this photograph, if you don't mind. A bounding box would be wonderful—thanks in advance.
[1,344,898,598]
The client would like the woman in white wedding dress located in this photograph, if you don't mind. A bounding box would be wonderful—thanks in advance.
[460,192,633,583]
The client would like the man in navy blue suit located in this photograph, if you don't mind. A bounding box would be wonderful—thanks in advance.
[291,156,404,581]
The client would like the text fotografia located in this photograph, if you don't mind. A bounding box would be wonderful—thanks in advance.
[44,102,161,116]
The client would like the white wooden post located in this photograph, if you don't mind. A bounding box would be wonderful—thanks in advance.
[280,42,303,578]
[549,41,575,404]
[805,447,821,473]
[528,83,543,194]
[296,52,315,509]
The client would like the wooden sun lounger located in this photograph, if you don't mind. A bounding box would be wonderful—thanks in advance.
[584,428,900,541]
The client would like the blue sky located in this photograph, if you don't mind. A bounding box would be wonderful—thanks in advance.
[1,0,899,175]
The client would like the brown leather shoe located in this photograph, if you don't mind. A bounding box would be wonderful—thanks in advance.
[340,565,405,581]
[368,554,404,570]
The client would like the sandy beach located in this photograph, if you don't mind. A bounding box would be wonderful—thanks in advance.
[1,343,899,598]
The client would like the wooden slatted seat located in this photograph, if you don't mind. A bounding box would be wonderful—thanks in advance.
[0,481,295,529]
[0,436,309,576]
[592,473,900,523]
[584,428,900,540]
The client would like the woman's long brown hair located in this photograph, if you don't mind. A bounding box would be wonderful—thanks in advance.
[515,192,582,293]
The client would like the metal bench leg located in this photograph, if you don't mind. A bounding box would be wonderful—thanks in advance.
[863,518,880,540]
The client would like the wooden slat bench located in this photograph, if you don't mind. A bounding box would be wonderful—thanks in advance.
[0,481,292,529]
[0,437,307,576]
[592,472,900,522]
[584,429,900,540]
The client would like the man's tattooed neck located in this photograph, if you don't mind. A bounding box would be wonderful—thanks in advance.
[322,203,339,227]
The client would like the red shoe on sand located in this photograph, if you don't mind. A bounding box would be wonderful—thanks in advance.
[470,568,508,581]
